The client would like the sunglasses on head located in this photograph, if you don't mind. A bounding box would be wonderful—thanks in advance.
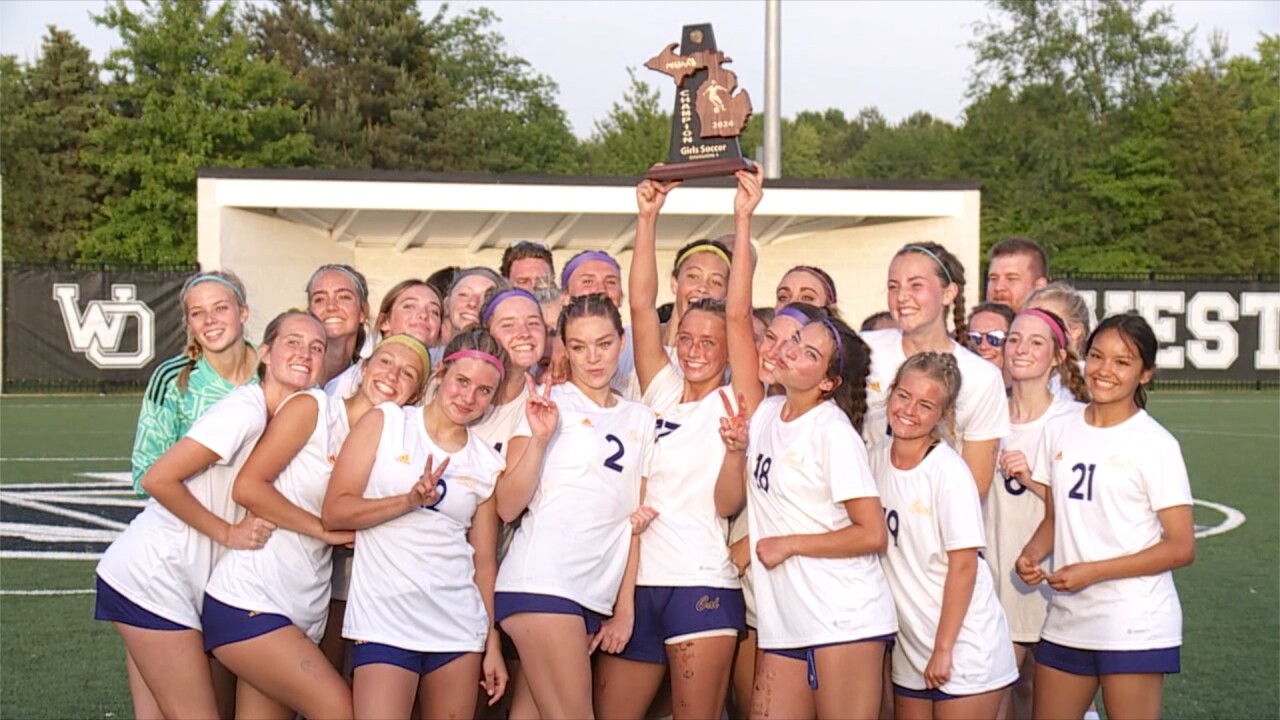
[967,330,1007,347]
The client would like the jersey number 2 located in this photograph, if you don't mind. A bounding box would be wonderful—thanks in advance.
[1068,463,1096,501]
[604,434,625,473]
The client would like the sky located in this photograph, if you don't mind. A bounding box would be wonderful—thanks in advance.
[2,0,1277,136]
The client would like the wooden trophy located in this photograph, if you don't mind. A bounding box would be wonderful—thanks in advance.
[644,23,754,180]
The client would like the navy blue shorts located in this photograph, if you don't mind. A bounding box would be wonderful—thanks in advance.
[351,641,468,676]
[619,586,745,664]
[494,592,605,636]
[201,594,293,652]
[94,575,190,631]
[763,634,896,690]
[1036,639,1181,676]
[894,685,963,702]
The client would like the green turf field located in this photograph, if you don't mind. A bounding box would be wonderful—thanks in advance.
[1,392,1277,719]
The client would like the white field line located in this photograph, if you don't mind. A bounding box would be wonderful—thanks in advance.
[0,493,129,530]
[1192,498,1247,539]
[0,551,104,560]
[0,481,132,490]
[12,493,147,508]
[0,522,122,542]
[0,588,96,596]
[0,457,129,462]
[1164,427,1279,439]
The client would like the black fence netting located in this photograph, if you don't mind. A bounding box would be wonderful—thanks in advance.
[3,265,1278,392]
[3,263,195,393]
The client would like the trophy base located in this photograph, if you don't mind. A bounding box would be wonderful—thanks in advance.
[645,157,755,181]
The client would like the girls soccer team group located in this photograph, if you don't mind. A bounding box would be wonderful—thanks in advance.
[95,167,1195,720]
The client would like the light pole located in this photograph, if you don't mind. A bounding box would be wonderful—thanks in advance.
[763,0,782,179]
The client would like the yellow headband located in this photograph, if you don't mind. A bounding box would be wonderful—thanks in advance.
[675,244,731,272]
[375,334,432,376]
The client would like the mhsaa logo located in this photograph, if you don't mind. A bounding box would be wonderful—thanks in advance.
[53,284,156,369]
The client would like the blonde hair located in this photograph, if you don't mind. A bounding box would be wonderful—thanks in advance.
[889,351,962,444]
[177,270,247,392]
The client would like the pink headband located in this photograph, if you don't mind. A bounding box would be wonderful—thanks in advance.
[443,349,506,381]
[1020,308,1067,350]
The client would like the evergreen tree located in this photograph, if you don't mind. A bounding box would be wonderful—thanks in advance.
[244,0,453,169]
[1152,64,1276,273]
[424,5,580,173]
[82,0,313,263]
[0,29,104,262]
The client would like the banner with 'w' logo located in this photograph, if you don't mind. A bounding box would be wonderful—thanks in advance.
[3,266,189,392]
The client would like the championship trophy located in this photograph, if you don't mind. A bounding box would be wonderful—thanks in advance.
[644,23,754,180]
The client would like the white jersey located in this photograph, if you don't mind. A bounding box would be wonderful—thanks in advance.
[1048,360,1086,404]
[471,384,530,457]
[746,397,897,649]
[97,385,267,628]
[205,389,349,642]
[471,382,532,564]
[343,404,505,652]
[861,329,1011,448]
[872,440,1018,695]
[613,327,683,401]
[637,364,738,588]
[984,396,1082,642]
[323,334,375,399]
[728,513,756,626]
[496,382,656,614]
[324,362,361,400]
[1032,407,1191,651]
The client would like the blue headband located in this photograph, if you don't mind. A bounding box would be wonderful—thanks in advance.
[775,306,809,325]
[310,265,368,299]
[820,318,845,370]
[903,245,953,285]
[482,288,540,325]
[183,273,245,304]
[561,251,620,289]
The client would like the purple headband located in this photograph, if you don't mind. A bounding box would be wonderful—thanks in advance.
[561,251,620,289]
[775,306,810,325]
[788,265,838,304]
[443,349,506,381]
[482,288,540,325]
[1020,308,1068,350]
[820,318,845,369]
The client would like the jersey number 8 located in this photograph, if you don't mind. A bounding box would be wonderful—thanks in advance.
[752,453,773,492]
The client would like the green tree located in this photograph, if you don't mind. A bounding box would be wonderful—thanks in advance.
[970,0,1190,120]
[845,111,961,180]
[963,0,1193,271]
[0,29,104,262]
[1151,63,1276,273]
[424,5,580,173]
[1223,34,1280,210]
[244,0,454,169]
[82,0,313,263]
[581,69,669,175]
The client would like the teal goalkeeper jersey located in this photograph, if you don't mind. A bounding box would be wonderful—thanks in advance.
[130,349,258,495]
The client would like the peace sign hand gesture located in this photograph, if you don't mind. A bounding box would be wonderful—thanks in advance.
[718,389,749,455]
[525,375,559,442]
[406,454,450,510]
